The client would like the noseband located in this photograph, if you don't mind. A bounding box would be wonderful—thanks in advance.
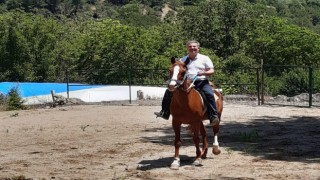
[169,73,188,89]
[168,62,194,92]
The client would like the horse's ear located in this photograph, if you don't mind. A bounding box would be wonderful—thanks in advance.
[170,57,176,64]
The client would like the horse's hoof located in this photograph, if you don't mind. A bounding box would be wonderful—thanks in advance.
[170,165,179,170]
[201,148,208,159]
[212,145,221,155]
[192,158,202,166]
[170,158,180,170]
[201,154,207,159]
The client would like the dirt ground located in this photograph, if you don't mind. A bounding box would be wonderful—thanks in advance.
[0,101,319,180]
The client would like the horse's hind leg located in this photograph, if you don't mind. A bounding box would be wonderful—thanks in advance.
[212,120,221,155]
[200,122,208,159]
[212,92,222,155]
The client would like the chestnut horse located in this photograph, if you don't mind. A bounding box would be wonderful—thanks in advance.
[167,58,223,169]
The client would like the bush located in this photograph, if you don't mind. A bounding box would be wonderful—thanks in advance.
[264,67,314,97]
[264,76,284,96]
[0,93,5,105]
[5,87,26,111]
[280,69,309,97]
[313,69,320,93]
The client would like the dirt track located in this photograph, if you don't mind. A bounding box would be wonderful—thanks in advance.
[0,102,319,179]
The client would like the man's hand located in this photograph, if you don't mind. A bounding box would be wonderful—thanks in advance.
[198,68,214,76]
[197,70,205,76]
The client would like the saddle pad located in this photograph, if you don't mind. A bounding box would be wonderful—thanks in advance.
[195,89,219,108]
[214,89,220,101]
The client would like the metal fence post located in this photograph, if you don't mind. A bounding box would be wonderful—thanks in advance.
[308,66,313,107]
[66,70,70,99]
[256,68,260,105]
[261,64,265,105]
[128,68,132,104]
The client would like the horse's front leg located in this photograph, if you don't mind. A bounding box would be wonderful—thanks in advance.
[192,122,203,166]
[171,120,181,170]
[199,122,208,159]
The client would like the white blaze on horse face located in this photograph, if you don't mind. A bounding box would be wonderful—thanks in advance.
[169,65,180,86]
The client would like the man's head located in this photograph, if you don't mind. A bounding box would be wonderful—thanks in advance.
[186,40,200,58]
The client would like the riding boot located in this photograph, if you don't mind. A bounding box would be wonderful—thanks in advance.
[154,89,172,120]
[207,100,219,125]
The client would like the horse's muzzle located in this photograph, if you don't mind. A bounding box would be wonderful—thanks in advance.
[168,85,176,92]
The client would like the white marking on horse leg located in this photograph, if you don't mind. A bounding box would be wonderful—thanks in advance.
[212,135,221,155]
[192,158,202,166]
[170,157,180,170]
[213,135,219,146]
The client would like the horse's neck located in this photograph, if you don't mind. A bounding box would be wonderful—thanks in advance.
[179,79,192,92]
[174,87,199,102]
[171,88,203,115]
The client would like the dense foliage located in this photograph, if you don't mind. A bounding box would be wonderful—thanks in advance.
[0,0,320,96]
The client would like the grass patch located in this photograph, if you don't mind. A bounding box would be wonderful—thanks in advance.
[236,129,259,142]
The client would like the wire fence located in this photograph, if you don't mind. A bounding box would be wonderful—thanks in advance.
[66,65,320,107]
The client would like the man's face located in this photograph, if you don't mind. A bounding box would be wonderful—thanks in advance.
[187,43,199,55]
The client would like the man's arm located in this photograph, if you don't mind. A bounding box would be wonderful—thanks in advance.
[198,68,214,76]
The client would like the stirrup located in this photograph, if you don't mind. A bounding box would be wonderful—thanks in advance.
[209,115,220,126]
[154,111,170,120]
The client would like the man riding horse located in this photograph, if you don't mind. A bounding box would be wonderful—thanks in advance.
[154,40,220,125]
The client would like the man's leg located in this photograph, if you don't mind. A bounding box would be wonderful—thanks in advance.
[154,89,172,120]
[202,83,219,125]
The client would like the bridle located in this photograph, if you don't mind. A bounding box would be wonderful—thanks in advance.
[168,72,188,89]
[168,63,197,92]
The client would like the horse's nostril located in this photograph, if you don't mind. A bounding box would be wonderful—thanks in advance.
[168,85,175,92]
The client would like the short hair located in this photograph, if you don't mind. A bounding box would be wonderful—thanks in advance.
[186,40,200,47]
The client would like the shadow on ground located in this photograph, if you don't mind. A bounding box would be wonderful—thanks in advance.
[220,115,320,163]
[137,155,199,171]
[142,110,320,164]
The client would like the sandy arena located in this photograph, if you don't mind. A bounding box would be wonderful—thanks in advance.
[0,102,319,179]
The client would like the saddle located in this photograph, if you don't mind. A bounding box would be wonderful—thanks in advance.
[194,88,219,113]
[185,79,220,109]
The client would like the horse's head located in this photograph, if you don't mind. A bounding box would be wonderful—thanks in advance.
[168,57,187,92]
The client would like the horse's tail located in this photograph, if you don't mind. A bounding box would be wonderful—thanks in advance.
[210,81,221,91]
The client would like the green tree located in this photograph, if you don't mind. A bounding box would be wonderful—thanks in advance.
[0,12,65,82]
[1,14,27,81]
[177,0,256,59]
[53,18,86,82]
[115,2,160,27]
[247,16,320,68]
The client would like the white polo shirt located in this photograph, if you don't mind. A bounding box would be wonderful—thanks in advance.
[180,53,214,80]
